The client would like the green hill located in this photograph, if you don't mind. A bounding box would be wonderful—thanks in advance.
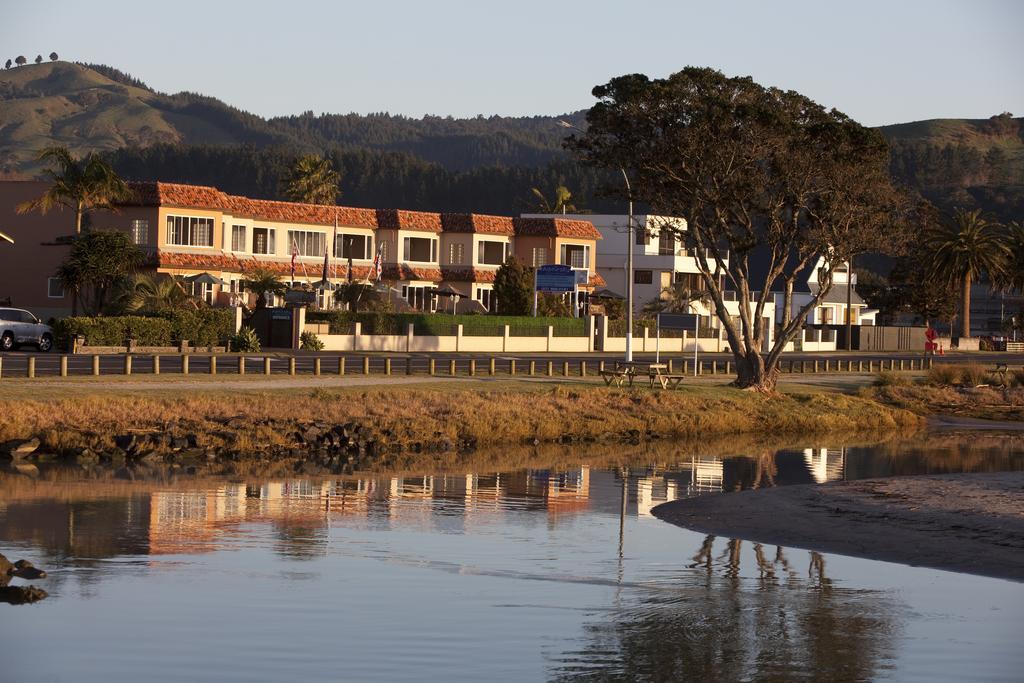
[0,61,297,173]
[2,61,1021,221]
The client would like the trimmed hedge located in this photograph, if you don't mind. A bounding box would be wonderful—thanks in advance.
[54,309,235,349]
[305,311,586,337]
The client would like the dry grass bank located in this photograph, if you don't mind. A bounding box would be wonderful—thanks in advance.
[0,383,921,456]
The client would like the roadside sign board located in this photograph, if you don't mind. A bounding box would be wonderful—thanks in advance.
[536,264,576,293]
[657,313,699,330]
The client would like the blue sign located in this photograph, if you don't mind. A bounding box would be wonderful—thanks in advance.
[657,313,699,330]
[535,264,576,293]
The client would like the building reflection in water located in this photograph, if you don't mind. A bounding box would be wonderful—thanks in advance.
[0,448,856,566]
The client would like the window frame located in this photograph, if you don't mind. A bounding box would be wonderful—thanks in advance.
[47,277,64,299]
[252,227,276,255]
[633,269,654,285]
[130,219,149,246]
[476,240,507,266]
[231,224,247,252]
[165,215,214,247]
[403,236,438,263]
[288,230,327,258]
[336,234,373,260]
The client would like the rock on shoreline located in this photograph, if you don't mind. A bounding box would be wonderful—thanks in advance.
[653,471,1024,582]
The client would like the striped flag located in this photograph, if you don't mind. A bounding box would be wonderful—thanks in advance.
[372,243,384,281]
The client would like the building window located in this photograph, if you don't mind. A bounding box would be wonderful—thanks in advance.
[403,237,437,263]
[288,230,326,257]
[634,269,653,285]
[165,215,214,247]
[231,225,246,252]
[336,234,373,260]
[658,231,676,256]
[475,287,493,312]
[253,227,276,255]
[635,228,650,245]
[449,242,465,265]
[402,284,436,311]
[477,240,507,266]
[560,244,589,269]
[130,219,149,245]
[532,247,548,267]
[47,277,64,298]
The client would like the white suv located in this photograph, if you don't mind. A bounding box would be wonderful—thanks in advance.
[0,308,55,352]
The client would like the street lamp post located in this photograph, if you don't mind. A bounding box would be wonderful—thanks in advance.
[557,120,634,362]
[620,168,634,362]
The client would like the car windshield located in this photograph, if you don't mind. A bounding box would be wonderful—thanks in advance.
[20,311,38,324]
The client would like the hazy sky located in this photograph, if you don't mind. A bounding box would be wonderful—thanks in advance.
[3,0,1022,126]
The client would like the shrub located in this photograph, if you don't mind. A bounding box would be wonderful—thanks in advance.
[959,363,991,387]
[160,308,234,346]
[299,331,324,351]
[53,309,235,349]
[1010,368,1024,388]
[53,316,173,348]
[229,326,261,352]
[873,371,909,387]
[925,364,961,386]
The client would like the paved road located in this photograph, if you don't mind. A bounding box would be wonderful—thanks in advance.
[0,349,1020,379]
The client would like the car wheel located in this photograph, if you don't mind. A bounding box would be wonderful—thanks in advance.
[38,333,54,353]
[0,333,13,352]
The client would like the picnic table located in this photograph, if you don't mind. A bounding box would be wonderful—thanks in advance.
[599,362,686,390]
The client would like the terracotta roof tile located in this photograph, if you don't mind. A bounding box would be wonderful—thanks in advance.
[440,213,515,235]
[513,217,602,240]
[440,266,498,283]
[375,209,443,233]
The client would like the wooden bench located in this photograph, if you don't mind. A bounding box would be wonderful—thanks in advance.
[649,372,686,390]
[599,367,635,387]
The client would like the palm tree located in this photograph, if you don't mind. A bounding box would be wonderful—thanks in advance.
[242,268,288,309]
[530,185,578,214]
[281,155,340,205]
[998,221,1024,294]
[118,274,198,313]
[925,208,1011,338]
[57,230,144,316]
[17,147,133,234]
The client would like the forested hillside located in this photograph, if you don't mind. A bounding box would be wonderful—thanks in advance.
[2,61,1021,220]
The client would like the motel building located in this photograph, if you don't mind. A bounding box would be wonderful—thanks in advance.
[526,213,776,351]
[0,180,604,318]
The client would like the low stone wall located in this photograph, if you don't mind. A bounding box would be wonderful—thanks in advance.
[77,345,227,355]
[308,321,726,354]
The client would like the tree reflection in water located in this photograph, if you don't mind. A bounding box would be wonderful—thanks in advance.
[550,536,901,683]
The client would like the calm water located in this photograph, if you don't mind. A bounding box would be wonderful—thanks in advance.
[2,433,1023,682]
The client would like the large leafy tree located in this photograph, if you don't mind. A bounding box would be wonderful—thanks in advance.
[17,146,133,234]
[493,257,533,315]
[57,231,144,316]
[924,208,1010,338]
[242,267,288,309]
[281,155,341,205]
[568,68,906,391]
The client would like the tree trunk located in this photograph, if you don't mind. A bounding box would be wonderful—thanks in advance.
[961,274,972,339]
[732,349,778,392]
[75,203,83,235]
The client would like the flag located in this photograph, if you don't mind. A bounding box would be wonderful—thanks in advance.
[372,243,384,281]
[332,217,338,281]
[290,237,298,282]
[321,242,330,285]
